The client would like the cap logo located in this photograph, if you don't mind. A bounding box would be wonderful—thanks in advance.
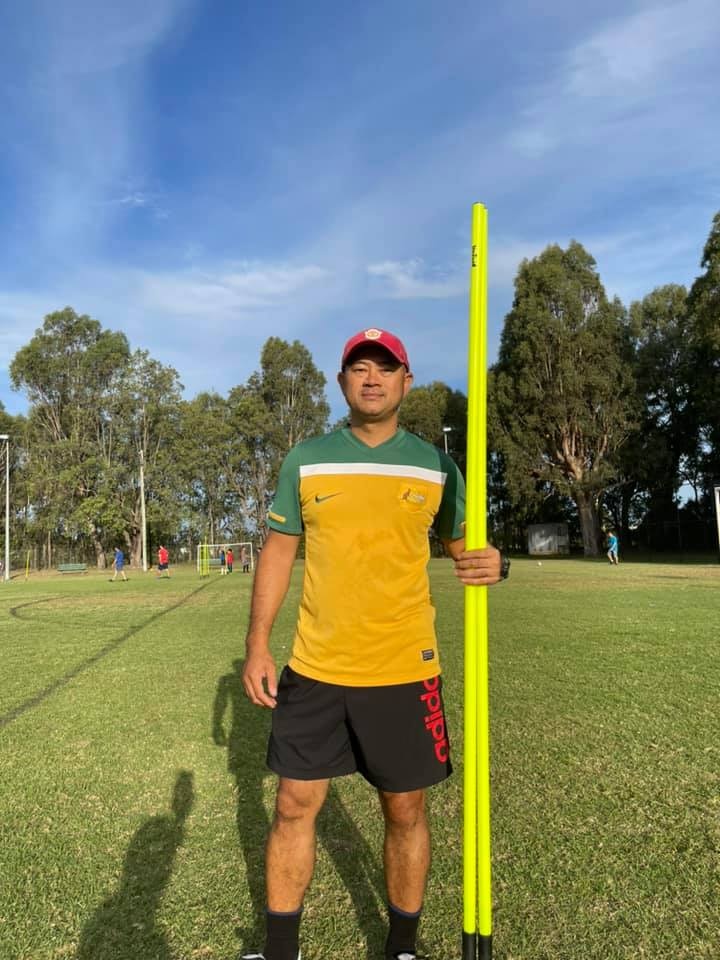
[364,328,382,340]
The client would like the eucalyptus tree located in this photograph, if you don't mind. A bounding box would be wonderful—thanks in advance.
[177,392,234,545]
[100,351,185,565]
[607,284,695,543]
[10,308,130,565]
[253,337,330,453]
[686,211,720,492]
[490,242,636,555]
[225,384,276,539]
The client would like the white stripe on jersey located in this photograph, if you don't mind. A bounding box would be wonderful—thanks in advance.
[299,462,446,485]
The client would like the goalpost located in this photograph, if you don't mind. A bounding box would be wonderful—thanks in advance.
[197,541,255,576]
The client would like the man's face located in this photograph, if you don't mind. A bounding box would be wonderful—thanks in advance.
[337,345,413,422]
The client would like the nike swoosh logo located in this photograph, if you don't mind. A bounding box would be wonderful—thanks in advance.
[314,493,341,503]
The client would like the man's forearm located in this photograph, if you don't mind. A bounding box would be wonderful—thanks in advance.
[443,537,465,560]
[245,532,300,650]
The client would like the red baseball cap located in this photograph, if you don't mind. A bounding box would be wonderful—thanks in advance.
[341,328,410,369]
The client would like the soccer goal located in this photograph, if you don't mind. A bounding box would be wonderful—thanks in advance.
[197,542,255,576]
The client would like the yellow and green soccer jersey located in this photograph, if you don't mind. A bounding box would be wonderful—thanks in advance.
[267,428,465,686]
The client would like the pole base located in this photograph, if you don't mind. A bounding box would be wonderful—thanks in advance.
[462,932,476,960]
[463,932,492,960]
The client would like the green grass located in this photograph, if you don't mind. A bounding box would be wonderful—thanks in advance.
[1,559,718,959]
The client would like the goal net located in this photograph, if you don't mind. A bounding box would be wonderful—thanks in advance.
[197,542,255,576]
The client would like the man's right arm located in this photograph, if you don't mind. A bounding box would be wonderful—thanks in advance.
[242,529,301,708]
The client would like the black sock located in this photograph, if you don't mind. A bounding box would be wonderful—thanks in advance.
[264,907,302,960]
[385,902,421,959]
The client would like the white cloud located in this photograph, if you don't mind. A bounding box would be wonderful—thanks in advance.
[140,262,332,316]
[510,0,720,159]
[4,1,194,253]
[0,292,60,367]
[366,259,465,300]
[567,0,717,97]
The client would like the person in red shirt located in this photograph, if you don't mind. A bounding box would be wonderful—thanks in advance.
[156,545,170,578]
[226,548,234,574]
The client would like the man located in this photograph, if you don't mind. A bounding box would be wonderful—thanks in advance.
[157,544,170,578]
[110,547,127,582]
[226,547,234,574]
[242,329,506,960]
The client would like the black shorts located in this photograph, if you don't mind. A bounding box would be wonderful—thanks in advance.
[267,666,452,792]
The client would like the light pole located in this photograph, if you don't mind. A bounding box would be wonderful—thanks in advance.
[0,434,9,582]
[714,483,720,563]
[442,425,453,454]
[139,447,148,573]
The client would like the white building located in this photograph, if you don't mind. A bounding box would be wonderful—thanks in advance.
[527,523,570,555]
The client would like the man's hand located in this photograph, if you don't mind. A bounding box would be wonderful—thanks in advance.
[453,545,502,586]
[242,648,278,708]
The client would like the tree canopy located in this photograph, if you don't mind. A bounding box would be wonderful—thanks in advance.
[3,211,719,567]
[490,241,636,555]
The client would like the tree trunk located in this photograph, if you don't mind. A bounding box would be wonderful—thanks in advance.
[92,533,107,570]
[574,490,602,556]
[130,531,142,568]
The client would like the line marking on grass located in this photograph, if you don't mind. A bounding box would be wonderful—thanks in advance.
[0,579,216,732]
[8,596,62,620]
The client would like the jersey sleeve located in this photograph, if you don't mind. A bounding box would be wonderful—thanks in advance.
[434,455,466,540]
[267,447,303,535]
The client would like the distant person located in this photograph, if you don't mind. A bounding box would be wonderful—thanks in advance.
[111,547,128,581]
[219,548,226,576]
[226,548,234,574]
[240,546,250,573]
[607,531,619,565]
[157,545,170,578]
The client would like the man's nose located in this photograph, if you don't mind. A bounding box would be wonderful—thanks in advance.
[362,365,381,384]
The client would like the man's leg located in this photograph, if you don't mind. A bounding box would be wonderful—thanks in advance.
[379,789,430,958]
[260,777,329,960]
[267,777,329,908]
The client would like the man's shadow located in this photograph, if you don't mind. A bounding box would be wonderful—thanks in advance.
[212,660,386,954]
[77,770,194,960]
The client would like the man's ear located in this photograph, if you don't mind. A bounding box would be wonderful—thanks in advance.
[402,370,414,397]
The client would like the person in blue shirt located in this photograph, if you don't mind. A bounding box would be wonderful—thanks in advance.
[607,531,619,565]
[111,547,128,581]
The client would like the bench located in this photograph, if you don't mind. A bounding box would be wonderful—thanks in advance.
[58,563,88,574]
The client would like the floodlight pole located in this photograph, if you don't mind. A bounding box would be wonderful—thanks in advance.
[714,484,720,563]
[443,425,453,454]
[139,447,148,573]
[1,434,9,582]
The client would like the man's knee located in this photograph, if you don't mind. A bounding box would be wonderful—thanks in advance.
[274,778,328,825]
[379,789,426,831]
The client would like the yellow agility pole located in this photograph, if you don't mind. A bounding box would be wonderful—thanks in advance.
[463,202,492,960]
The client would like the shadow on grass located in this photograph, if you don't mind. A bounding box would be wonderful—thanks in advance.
[212,660,386,955]
[76,770,194,960]
[212,658,272,948]
[0,581,213,731]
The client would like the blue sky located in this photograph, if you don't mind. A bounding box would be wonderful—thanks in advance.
[1,0,719,421]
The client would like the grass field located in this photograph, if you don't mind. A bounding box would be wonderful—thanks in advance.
[1,558,718,960]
